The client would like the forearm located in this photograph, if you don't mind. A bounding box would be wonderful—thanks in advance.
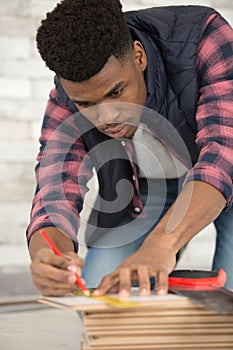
[29,226,75,261]
[145,180,226,253]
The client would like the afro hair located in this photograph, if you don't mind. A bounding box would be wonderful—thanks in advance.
[36,0,133,82]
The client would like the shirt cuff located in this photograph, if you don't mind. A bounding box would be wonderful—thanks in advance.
[184,164,233,208]
[26,213,79,252]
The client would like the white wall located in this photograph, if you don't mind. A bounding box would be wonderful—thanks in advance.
[0,0,232,271]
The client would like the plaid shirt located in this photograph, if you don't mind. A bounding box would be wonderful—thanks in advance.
[27,13,233,245]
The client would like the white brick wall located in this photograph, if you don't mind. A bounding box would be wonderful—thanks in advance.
[0,0,232,270]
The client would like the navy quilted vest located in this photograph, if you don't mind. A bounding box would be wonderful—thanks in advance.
[55,6,216,232]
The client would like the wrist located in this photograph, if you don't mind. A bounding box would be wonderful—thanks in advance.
[142,229,179,255]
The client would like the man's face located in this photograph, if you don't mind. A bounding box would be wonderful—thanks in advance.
[60,41,147,139]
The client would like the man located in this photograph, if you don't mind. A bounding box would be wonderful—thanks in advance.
[28,0,233,297]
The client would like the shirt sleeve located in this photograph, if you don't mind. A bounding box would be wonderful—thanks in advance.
[26,88,94,250]
[184,13,233,207]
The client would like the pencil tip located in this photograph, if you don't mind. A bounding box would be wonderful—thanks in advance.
[83,290,91,297]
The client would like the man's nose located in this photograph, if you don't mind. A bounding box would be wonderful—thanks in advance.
[97,103,120,124]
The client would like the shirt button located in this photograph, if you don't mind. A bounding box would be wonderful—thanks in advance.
[132,175,136,181]
[134,207,141,213]
[121,140,126,146]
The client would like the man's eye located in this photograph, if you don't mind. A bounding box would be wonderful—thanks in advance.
[111,89,123,97]
[76,102,89,107]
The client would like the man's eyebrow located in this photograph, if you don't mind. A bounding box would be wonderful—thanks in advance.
[70,81,124,105]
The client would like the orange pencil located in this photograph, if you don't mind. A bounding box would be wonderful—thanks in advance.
[40,229,90,296]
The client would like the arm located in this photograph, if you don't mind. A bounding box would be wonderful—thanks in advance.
[27,88,93,295]
[184,13,233,208]
[93,13,233,297]
[29,227,74,261]
[27,88,92,248]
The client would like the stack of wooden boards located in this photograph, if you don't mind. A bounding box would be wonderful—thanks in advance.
[40,291,233,350]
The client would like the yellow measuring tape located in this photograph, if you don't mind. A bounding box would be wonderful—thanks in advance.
[73,289,139,308]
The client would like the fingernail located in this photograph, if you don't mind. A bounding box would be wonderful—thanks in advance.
[140,288,149,296]
[119,289,129,297]
[67,265,77,273]
[92,289,100,296]
[157,288,166,295]
[68,275,76,283]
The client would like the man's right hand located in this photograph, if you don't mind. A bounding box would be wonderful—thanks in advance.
[30,248,85,296]
[28,227,84,296]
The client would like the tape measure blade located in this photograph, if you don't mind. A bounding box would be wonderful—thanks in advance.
[171,288,233,314]
[93,295,140,308]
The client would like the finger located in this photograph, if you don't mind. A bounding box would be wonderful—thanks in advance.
[65,251,85,267]
[34,275,77,296]
[118,268,131,297]
[37,248,71,270]
[93,272,119,296]
[36,248,83,277]
[156,269,169,295]
[64,252,84,276]
[31,263,78,296]
[66,264,82,277]
[137,265,151,296]
[107,283,119,294]
[30,260,77,286]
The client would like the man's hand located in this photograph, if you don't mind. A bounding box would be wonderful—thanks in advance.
[93,237,177,297]
[28,227,85,296]
[30,248,85,296]
[93,181,226,297]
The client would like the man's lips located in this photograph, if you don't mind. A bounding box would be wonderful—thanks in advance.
[97,114,139,138]
[100,120,133,132]
[103,125,127,134]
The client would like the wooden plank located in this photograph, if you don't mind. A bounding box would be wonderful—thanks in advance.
[82,345,233,350]
[86,326,233,337]
[83,314,233,327]
[87,333,233,345]
[82,334,233,350]
[86,323,233,332]
[83,307,214,319]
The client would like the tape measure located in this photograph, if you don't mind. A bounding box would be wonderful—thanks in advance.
[73,289,139,308]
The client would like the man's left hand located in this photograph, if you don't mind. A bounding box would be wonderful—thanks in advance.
[92,237,177,296]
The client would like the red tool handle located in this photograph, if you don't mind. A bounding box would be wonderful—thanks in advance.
[168,269,227,290]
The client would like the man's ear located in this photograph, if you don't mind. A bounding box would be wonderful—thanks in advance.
[133,40,147,72]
